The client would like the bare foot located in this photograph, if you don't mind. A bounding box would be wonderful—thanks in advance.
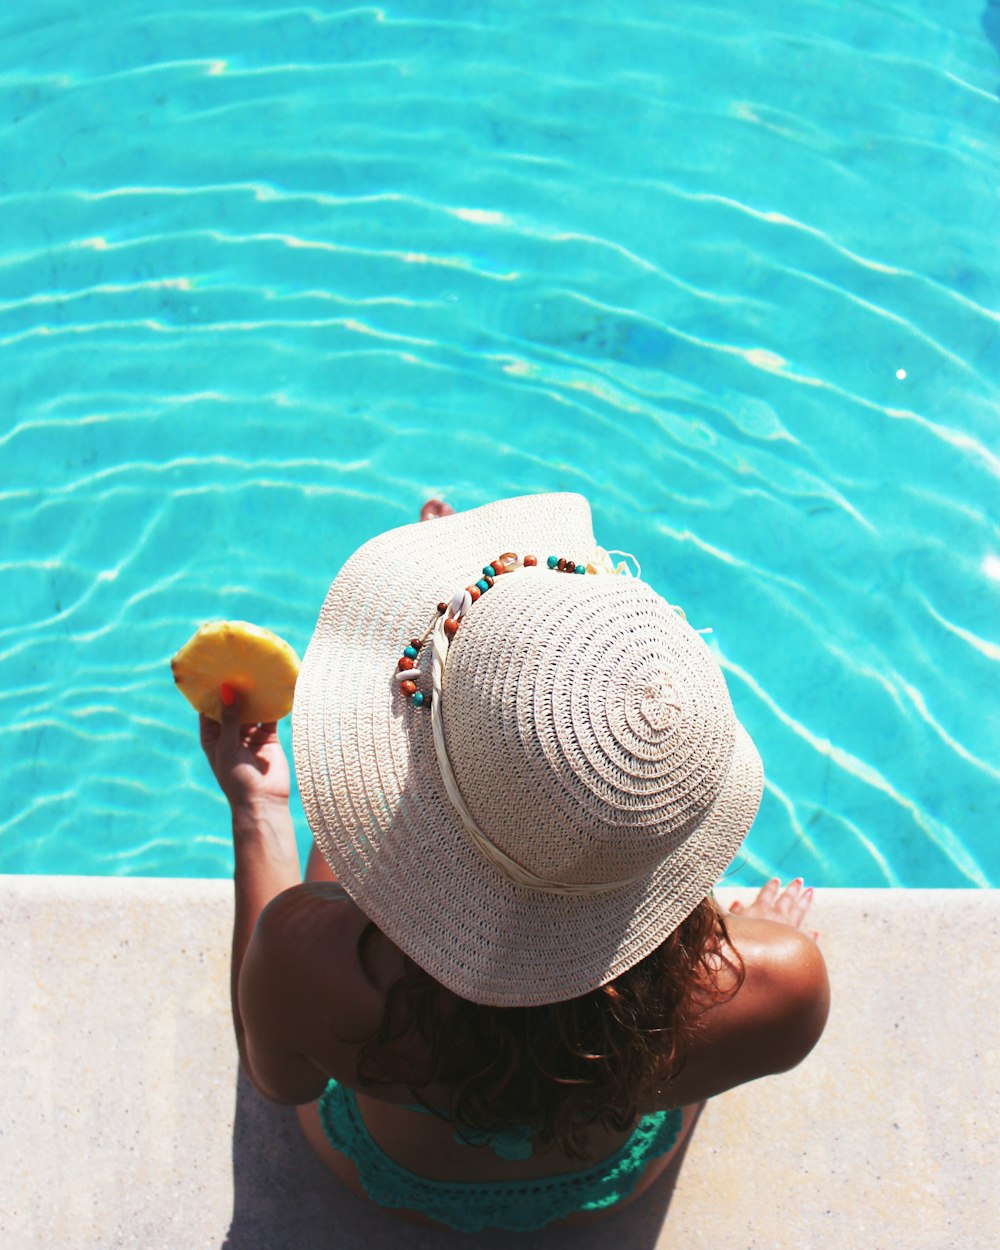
[729,878,819,942]
[419,498,455,521]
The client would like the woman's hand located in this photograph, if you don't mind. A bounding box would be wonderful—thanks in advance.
[729,878,819,942]
[199,684,291,813]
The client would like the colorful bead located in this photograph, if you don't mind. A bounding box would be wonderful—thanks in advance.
[397,550,598,706]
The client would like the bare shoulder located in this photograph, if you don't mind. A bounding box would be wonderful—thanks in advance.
[660,915,830,1106]
[238,883,391,1102]
[248,882,391,1021]
[727,915,831,1069]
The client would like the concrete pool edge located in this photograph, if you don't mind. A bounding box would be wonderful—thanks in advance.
[2,878,997,1249]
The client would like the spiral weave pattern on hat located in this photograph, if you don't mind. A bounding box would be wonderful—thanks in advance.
[440,575,738,889]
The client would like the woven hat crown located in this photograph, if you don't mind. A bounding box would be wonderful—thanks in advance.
[442,572,738,889]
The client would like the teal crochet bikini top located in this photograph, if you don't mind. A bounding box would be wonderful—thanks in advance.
[318,1078,684,1234]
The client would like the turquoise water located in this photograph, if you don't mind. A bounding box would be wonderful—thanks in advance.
[2,0,998,884]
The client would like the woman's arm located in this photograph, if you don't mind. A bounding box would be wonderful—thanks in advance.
[199,687,303,1078]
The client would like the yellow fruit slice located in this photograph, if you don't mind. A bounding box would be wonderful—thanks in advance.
[171,620,300,723]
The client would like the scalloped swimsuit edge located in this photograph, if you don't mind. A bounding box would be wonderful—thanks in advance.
[317,1078,684,1233]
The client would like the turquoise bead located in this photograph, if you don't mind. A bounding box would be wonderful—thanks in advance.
[574,564,586,574]
[403,645,418,659]
[411,691,426,707]
[483,565,497,576]
[476,578,489,592]
[547,555,559,569]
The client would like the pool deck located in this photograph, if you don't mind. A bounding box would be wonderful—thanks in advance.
[2,879,997,1250]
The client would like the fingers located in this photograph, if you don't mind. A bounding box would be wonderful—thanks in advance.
[219,683,243,751]
[199,713,220,749]
[731,878,818,932]
[790,885,815,929]
[246,722,279,746]
[773,879,815,929]
[774,877,803,920]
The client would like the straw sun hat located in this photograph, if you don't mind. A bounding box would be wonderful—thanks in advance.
[293,493,762,1007]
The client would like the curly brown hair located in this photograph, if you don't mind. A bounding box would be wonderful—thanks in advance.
[353,896,743,1157]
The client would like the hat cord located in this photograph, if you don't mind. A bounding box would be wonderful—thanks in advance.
[427,564,646,898]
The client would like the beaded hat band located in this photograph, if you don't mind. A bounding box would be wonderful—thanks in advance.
[392,547,638,711]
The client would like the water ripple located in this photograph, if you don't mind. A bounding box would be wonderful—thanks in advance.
[2,0,997,883]
[718,650,991,887]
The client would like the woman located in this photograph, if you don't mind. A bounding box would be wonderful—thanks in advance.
[200,493,829,1232]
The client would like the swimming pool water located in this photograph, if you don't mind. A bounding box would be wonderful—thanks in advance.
[2,0,998,885]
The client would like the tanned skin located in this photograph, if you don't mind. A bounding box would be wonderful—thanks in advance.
[200,689,829,1230]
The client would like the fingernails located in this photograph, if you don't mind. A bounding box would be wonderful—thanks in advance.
[802,887,814,900]
[791,876,804,887]
[220,682,235,707]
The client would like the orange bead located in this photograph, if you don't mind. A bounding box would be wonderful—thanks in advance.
[524,554,537,566]
[398,657,415,671]
[467,585,481,602]
[400,680,417,696]
[444,618,460,637]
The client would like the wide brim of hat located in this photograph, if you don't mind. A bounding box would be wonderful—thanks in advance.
[293,493,762,1006]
